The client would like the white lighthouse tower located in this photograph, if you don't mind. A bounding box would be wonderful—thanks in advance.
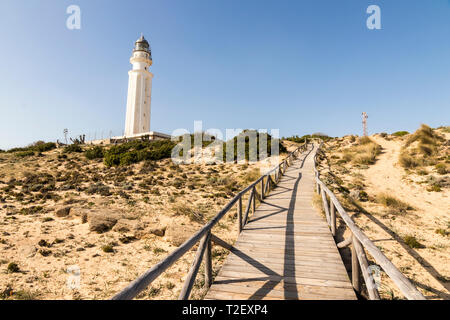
[124,35,153,137]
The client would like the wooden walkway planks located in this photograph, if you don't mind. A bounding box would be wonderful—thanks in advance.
[205,145,356,300]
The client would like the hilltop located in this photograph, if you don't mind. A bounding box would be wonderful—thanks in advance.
[0,136,292,300]
[315,125,449,299]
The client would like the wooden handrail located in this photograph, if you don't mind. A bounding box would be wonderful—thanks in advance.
[111,141,309,300]
[313,142,425,300]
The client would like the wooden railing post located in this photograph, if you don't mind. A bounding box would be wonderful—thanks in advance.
[261,177,265,200]
[204,231,212,288]
[111,142,317,301]
[178,233,210,300]
[252,186,256,214]
[321,188,331,226]
[351,234,361,293]
[237,196,242,233]
[330,201,336,237]
[353,237,380,300]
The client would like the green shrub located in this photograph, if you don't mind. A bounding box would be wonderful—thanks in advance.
[103,140,175,167]
[403,236,424,249]
[435,163,447,175]
[101,244,114,253]
[222,130,287,162]
[33,142,56,153]
[377,193,413,211]
[435,229,449,237]
[392,131,409,137]
[86,183,111,196]
[64,144,83,153]
[7,262,19,273]
[15,150,35,158]
[8,141,56,155]
[285,133,332,144]
[427,184,442,192]
[85,146,104,160]
[12,289,40,300]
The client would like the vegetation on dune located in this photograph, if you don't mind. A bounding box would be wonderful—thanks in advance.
[221,130,287,162]
[340,137,381,165]
[174,130,287,163]
[404,124,444,150]
[7,141,57,157]
[392,131,410,137]
[103,139,176,166]
[284,133,332,143]
[436,125,450,133]
[63,143,83,153]
[84,146,104,160]
[399,124,448,176]
[435,163,447,175]
[403,235,424,249]
[376,193,414,212]
[6,262,20,273]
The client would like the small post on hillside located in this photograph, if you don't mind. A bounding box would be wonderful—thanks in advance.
[362,112,368,137]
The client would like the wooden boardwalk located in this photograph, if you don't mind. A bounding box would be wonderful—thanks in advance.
[205,145,356,300]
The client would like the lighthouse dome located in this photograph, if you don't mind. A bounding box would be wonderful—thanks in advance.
[133,34,152,58]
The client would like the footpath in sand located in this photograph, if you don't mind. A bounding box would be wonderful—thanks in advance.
[354,136,449,299]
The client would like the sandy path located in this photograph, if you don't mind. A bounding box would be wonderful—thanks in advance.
[357,136,450,298]
[366,137,449,218]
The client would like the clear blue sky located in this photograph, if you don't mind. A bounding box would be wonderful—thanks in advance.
[0,0,449,149]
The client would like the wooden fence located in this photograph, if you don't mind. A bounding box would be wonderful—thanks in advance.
[111,141,309,300]
[313,143,425,300]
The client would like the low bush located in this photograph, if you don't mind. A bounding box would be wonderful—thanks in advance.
[392,131,409,137]
[15,150,35,158]
[399,152,420,168]
[6,262,19,273]
[284,133,333,144]
[358,136,372,145]
[403,235,424,249]
[427,184,442,192]
[101,244,114,253]
[435,163,447,175]
[377,193,413,211]
[85,146,104,160]
[346,138,381,165]
[33,142,56,153]
[221,130,287,162]
[103,140,175,167]
[64,144,83,153]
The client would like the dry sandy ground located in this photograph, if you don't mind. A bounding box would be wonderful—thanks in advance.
[0,143,297,300]
[319,132,449,299]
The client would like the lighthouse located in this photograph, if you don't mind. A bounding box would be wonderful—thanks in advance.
[124,35,153,137]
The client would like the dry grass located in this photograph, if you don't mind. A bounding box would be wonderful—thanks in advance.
[0,138,284,300]
[376,193,413,212]
[318,132,449,300]
[399,152,420,168]
[400,124,445,168]
[339,137,381,165]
